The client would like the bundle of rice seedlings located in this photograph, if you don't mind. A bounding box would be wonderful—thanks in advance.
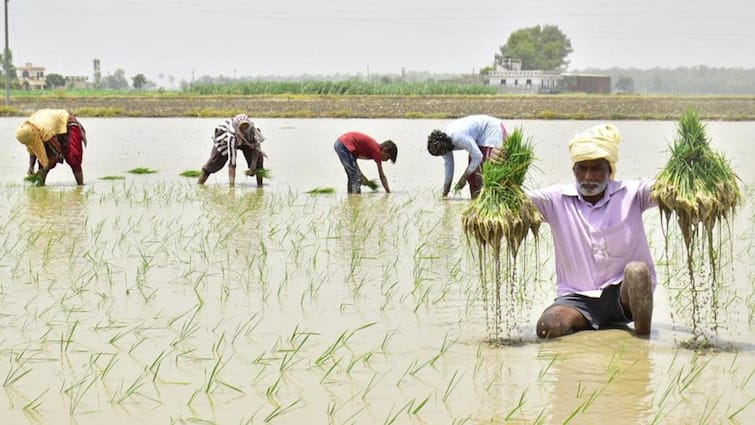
[127,167,157,174]
[180,169,202,177]
[652,108,742,341]
[24,173,40,184]
[362,178,378,191]
[245,168,272,179]
[306,187,336,194]
[461,128,541,260]
[461,127,542,343]
[653,108,741,248]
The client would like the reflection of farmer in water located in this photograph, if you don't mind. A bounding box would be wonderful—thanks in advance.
[197,114,266,187]
[523,124,656,338]
[15,109,88,186]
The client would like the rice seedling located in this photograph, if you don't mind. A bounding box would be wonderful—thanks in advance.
[180,169,201,177]
[99,175,125,180]
[127,167,158,174]
[442,370,463,402]
[653,108,742,343]
[460,127,541,342]
[3,351,33,387]
[22,388,48,412]
[263,398,302,422]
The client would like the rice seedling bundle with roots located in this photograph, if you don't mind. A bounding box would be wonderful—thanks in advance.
[461,128,542,342]
[652,108,742,341]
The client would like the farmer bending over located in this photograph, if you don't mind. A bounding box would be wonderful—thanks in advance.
[525,124,656,338]
[333,131,397,194]
[198,114,266,187]
[16,109,88,186]
[426,114,508,199]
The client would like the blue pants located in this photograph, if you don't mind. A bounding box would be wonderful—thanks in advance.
[334,139,362,193]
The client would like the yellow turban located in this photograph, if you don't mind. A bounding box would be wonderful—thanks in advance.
[568,123,621,179]
[16,122,49,168]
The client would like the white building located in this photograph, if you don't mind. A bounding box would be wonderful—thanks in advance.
[486,58,562,94]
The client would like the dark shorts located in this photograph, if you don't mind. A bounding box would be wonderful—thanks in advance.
[202,144,262,174]
[550,284,630,330]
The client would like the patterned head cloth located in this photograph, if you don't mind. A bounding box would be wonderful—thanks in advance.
[16,122,49,168]
[232,114,255,145]
[568,123,621,179]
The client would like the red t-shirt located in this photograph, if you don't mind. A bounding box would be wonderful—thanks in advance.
[339,132,382,162]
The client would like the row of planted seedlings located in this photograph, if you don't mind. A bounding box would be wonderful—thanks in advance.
[1,173,752,422]
[0,180,520,424]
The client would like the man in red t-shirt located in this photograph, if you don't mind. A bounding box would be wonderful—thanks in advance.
[334,132,397,194]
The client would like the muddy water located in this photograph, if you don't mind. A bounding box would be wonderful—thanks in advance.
[0,118,753,424]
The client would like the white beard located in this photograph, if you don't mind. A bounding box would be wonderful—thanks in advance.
[578,180,608,197]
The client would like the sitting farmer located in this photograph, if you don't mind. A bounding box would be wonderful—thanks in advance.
[525,124,656,338]
[15,109,88,186]
[198,114,266,187]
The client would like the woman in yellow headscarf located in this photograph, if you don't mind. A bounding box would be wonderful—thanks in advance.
[15,109,88,186]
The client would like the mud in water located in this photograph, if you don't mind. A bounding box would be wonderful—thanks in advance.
[0,118,753,424]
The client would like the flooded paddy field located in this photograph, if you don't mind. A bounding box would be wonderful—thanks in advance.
[0,118,753,424]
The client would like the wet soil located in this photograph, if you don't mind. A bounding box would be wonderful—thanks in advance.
[6,94,755,120]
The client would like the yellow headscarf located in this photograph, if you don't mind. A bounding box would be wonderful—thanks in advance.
[15,109,70,169]
[16,122,49,168]
[568,123,621,179]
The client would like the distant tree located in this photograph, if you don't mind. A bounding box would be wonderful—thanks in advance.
[132,73,147,90]
[615,76,635,93]
[102,68,129,90]
[478,65,494,75]
[0,49,18,81]
[45,73,66,89]
[496,25,572,70]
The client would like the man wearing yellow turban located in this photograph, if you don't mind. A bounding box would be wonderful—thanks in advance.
[15,109,88,186]
[526,123,657,338]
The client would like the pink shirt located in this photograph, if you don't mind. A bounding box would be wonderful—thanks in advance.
[527,179,657,297]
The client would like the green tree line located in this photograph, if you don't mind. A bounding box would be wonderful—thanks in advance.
[577,66,755,95]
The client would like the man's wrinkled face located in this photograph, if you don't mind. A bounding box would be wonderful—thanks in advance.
[573,159,610,197]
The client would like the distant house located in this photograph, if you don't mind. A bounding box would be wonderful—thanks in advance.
[65,76,89,89]
[18,62,46,90]
[487,58,562,94]
[487,57,611,94]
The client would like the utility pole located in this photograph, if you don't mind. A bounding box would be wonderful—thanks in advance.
[4,0,10,104]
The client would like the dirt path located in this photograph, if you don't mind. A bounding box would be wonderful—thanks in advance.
[6,94,755,120]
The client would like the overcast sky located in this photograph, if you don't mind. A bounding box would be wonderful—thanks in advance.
[7,0,754,85]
